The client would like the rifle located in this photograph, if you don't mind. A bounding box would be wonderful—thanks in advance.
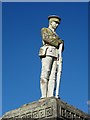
[55,43,63,98]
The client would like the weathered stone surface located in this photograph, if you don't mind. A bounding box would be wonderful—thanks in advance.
[1,97,90,120]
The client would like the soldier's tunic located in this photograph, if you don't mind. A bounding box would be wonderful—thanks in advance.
[39,27,64,98]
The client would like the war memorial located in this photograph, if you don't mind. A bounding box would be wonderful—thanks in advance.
[1,15,90,120]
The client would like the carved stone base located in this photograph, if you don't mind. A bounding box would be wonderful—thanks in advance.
[1,97,89,120]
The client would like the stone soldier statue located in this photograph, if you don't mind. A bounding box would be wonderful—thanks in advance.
[39,15,64,98]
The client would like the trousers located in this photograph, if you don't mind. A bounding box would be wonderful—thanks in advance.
[40,56,57,98]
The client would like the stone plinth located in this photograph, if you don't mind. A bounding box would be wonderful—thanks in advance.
[1,97,89,120]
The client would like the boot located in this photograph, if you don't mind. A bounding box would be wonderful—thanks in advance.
[40,79,48,98]
[47,80,55,97]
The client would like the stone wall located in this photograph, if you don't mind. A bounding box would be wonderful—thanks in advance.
[1,97,89,120]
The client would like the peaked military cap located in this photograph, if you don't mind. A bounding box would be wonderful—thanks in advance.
[48,15,61,24]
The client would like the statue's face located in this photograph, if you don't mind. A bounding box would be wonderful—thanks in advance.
[51,21,59,30]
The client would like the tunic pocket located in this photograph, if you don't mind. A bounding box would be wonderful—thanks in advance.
[39,46,48,57]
